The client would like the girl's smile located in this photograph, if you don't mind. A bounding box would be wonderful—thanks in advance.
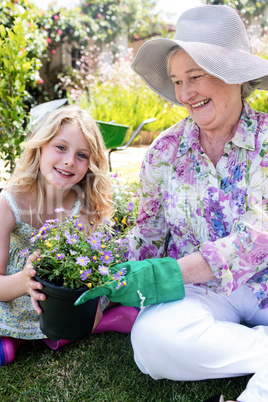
[54,167,75,177]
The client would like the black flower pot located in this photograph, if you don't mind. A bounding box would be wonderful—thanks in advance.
[36,275,99,342]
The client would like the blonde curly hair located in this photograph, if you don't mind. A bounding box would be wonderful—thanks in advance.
[7,105,113,226]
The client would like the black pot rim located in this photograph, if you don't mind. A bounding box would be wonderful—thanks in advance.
[35,274,88,293]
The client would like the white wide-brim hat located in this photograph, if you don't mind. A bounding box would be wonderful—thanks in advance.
[131,5,268,106]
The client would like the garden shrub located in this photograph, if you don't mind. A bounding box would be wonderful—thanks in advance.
[64,48,188,140]
[0,3,43,172]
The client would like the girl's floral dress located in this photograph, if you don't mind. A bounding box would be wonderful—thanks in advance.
[0,191,81,339]
[128,102,268,309]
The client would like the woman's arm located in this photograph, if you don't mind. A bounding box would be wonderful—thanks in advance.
[178,251,215,284]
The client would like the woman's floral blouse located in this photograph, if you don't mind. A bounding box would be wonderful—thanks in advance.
[128,102,268,309]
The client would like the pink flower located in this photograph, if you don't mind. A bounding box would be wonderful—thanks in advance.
[37,79,44,84]
[53,15,59,20]
[97,13,102,18]
[51,49,56,54]
[237,229,268,267]
[57,29,63,35]
[260,157,268,167]
[47,38,52,43]
[149,135,180,165]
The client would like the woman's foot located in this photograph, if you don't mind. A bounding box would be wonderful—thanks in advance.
[93,305,139,334]
[0,337,24,367]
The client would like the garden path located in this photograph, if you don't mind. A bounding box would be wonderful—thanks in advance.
[107,145,148,181]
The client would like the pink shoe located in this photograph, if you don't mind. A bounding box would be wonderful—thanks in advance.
[93,305,139,334]
[0,337,24,366]
[43,338,70,350]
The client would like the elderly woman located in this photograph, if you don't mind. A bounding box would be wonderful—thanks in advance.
[76,5,268,401]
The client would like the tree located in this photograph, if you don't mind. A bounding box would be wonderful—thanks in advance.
[0,0,44,172]
[34,0,171,101]
[207,0,268,15]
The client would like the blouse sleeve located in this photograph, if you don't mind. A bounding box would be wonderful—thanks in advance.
[199,155,268,296]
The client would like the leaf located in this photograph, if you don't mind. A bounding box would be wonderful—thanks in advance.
[0,25,6,38]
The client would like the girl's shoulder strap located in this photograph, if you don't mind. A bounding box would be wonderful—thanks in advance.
[71,196,81,216]
[0,190,21,224]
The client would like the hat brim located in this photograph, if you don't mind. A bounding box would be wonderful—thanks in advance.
[131,38,268,106]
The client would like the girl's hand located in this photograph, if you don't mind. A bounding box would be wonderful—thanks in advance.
[24,252,46,314]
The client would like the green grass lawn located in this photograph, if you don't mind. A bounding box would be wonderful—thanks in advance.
[0,161,250,401]
[0,333,250,401]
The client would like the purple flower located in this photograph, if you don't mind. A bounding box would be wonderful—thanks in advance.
[98,265,110,275]
[56,253,65,260]
[45,219,57,224]
[139,244,158,260]
[55,207,64,213]
[116,280,127,290]
[19,249,29,257]
[76,256,90,267]
[113,267,127,281]
[66,233,79,245]
[80,268,93,281]
[30,235,37,243]
[100,251,114,265]
[39,225,50,236]
[88,235,101,250]
[76,221,84,230]
[127,202,134,212]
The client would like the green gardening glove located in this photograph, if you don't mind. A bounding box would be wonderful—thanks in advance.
[75,257,185,308]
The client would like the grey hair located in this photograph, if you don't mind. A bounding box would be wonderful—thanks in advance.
[166,45,181,76]
[166,45,261,99]
[241,79,261,99]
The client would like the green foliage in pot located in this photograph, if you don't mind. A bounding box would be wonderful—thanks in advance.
[25,209,129,290]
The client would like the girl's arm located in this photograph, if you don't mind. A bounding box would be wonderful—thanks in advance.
[0,196,39,301]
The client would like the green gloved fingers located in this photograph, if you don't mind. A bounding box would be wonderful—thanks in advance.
[75,257,185,308]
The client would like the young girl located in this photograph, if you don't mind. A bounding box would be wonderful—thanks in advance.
[0,105,138,367]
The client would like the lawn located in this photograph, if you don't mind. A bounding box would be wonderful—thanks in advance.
[0,155,251,401]
[0,333,250,401]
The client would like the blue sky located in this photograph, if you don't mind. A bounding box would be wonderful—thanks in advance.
[33,0,204,24]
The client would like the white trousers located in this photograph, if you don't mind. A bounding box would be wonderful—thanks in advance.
[131,285,268,402]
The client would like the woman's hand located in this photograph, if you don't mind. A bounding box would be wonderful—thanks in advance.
[75,257,185,308]
[23,252,46,314]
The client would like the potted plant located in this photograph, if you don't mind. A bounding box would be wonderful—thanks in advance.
[28,208,129,341]
[110,173,140,231]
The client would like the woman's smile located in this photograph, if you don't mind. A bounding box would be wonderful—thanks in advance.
[191,98,211,109]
